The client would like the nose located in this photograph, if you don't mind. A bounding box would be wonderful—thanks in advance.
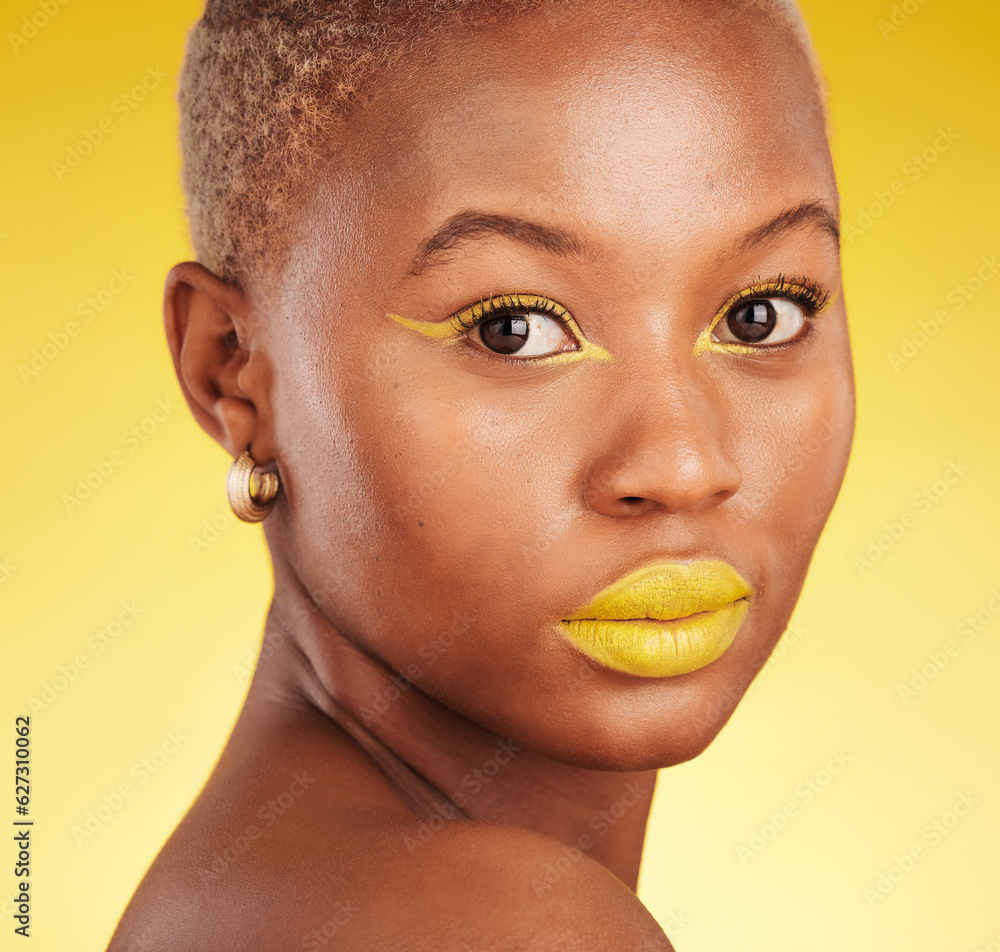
[583,357,742,518]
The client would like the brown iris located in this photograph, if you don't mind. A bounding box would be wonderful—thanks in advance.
[480,314,532,354]
[726,300,777,342]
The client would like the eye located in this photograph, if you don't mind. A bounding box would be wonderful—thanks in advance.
[387,292,612,365]
[473,311,577,357]
[705,277,832,351]
[713,297,807,345]
[457,294,581,359]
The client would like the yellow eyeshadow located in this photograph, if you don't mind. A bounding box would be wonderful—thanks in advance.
[387,292,613,364]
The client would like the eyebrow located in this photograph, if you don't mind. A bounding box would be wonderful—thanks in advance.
[737,201,841,254]
[409,211,585,276]
[407,200,841,277]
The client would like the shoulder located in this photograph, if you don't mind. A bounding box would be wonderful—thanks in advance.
[108,814,674,951]
[107,705,673,950]
[372,820,675,951]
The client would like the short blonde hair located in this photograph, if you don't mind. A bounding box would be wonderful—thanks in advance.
[178,0,822,287]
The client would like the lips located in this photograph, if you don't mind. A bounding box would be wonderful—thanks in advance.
[558,560,752,678]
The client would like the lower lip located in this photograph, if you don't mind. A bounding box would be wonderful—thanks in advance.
[558,599,749,678]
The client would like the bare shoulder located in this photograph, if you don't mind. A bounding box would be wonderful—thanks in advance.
[367,820,677,952]
[108,810,673,951]
[107,704,673,950]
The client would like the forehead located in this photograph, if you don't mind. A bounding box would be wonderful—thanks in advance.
[311,1,833,280]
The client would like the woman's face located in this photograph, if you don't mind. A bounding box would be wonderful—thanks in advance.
[256,0,854,769]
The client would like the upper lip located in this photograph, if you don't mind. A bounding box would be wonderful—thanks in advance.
[562,559,752,622]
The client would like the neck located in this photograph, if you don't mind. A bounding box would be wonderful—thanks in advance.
[250,558,658,891]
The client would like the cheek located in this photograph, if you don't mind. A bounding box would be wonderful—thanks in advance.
[729,355,855,600]
[288,342,580,669]
[363,378,576,615]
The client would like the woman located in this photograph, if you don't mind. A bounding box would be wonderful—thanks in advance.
[109,0,855,947]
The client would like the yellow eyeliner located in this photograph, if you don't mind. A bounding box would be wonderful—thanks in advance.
[387,292,612,364]
[386,311,457,341]
[694,280,835,356]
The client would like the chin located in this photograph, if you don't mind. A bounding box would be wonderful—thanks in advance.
[482,673,750,773]
[538,727,727,773]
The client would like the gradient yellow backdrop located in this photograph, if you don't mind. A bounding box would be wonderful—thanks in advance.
[2,0,998,949]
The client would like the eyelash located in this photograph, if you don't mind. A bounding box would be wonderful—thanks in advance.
[451,293,568,330]
[446,276,832,363]
[708,275,832,350]
[448,293,582,362]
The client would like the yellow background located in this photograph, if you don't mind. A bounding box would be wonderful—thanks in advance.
[1,0,998,948]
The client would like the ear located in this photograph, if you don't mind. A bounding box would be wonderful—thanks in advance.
[163,262,275,463]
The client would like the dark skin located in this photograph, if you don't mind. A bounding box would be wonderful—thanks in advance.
[109,2,855,949]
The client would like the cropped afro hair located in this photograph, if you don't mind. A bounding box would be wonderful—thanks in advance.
[177,0,822,287]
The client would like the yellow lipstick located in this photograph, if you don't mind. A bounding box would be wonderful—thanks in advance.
[559,560,752,677]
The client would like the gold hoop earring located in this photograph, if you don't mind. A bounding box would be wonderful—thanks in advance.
[226,450,280,523]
